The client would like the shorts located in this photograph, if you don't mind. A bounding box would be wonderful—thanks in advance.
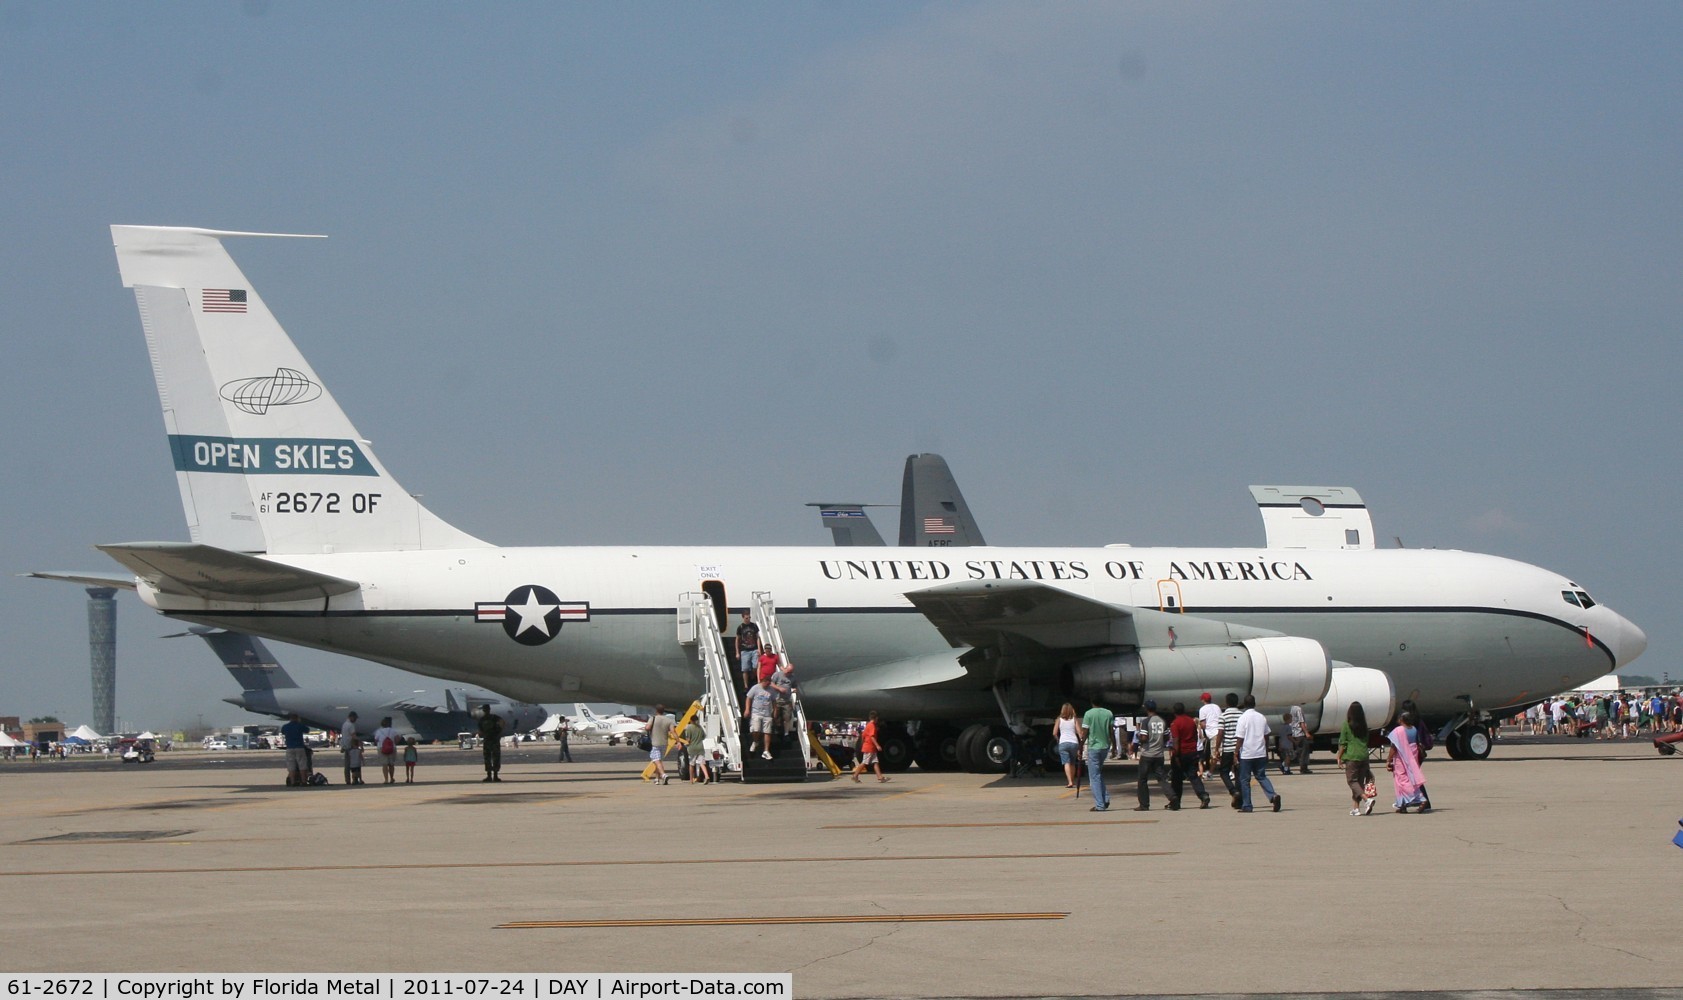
[750,713,773,734]
[379,752,397,766]
[1057,741,1079,766]
[859,751,878,765]
[649,748,663,761]
[285,747,309,772]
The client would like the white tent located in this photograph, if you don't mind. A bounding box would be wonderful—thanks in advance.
[1573,674,1622,694]
[136,731,159,740]
[0,731,24,748]
[70,724,104,741]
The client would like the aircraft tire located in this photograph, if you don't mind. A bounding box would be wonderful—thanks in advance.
[967,725,1010,774]
[982,734,1015,770]
[1443,731,1467,760]
[954,723,991,772]
[912,725,960,771]
[875,725,915,773]
[1461,726,1493,760]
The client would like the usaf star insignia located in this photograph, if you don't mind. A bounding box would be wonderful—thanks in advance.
[475,585,588,645]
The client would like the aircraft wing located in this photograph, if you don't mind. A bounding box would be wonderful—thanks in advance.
[905,580,1281,653]
[381,697,445,714]
[96,542,361,602]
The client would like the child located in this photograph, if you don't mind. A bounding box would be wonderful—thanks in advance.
[347,735,366,785]
[851,710,890,783]
[1276,712,1297,775]
[403,736,419,783]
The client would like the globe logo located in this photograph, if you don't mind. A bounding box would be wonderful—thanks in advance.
[220,368,323,415]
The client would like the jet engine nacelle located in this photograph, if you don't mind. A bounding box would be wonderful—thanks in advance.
[1298,665,1396,736]
[1070,636,1331,711]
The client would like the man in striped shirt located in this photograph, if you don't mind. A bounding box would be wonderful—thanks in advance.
[1218,693,1243,808]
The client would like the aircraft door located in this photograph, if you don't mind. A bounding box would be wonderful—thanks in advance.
[700,580,729,634]
[1156,579,1184,614]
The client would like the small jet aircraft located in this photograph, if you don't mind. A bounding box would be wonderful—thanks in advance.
[563,704,648,743]
[180,626,547,741]
[46,226,1646,775]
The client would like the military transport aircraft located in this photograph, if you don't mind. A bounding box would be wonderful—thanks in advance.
[49,226,1647,774]
[181,626,546,741]
[809,454,987,548]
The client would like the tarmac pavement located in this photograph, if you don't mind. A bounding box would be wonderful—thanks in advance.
[0,738,1678,998]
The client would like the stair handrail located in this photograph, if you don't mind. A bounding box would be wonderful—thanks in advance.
[752,591,814,771]
[678,592,744,780]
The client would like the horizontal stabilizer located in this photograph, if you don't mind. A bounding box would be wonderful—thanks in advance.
[23,571,138,591]
[96,541,360,603]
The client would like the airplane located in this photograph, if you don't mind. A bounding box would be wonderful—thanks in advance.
[809,454,987,548]
[50,225,1647,776]
[808,504,890,547]
[900,453,986,547]
[179,626,548,741]
[563,704,649,743]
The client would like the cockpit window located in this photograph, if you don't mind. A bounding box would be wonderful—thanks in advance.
[1561,591,1582,608]
[1576,591,1596,609]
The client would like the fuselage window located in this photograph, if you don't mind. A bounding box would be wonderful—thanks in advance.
[1561,591,1582,608]
[1576,591,1596,609]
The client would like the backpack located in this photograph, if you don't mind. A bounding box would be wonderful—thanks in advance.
[380,736,395,755]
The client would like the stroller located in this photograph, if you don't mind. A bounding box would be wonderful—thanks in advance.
[288,746,331,785]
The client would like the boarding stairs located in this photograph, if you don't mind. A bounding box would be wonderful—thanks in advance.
[747,591,841,782]
[675,592,746,780]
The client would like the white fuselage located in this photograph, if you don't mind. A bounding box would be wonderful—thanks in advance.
[133,543,1643,725]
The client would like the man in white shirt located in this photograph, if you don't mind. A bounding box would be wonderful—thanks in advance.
[1196,693,1222,777]
[1233,694,1281,813]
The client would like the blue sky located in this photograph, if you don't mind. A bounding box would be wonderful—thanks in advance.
[2,2,1679,731]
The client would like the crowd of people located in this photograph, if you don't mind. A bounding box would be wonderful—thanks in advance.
[1050,692,1442,817]
[1512,690,1683,738]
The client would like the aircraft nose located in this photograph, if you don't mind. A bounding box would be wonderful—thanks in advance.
[1615,613,1648,668]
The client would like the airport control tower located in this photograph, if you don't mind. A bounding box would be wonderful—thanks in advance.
[86,587,116,734]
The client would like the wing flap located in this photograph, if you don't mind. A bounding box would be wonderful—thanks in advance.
[96,541,360,602]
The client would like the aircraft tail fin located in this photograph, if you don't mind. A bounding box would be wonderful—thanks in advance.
[807,503,888,547]
[576,703,601,724]
[900,453,986,546]
[111,225,489,555]
[188,626,301,691]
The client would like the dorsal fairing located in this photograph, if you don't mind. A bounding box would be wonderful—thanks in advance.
[1250,485,1375,550]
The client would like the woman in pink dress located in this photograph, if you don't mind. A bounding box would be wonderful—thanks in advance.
[1387,710,1429,813]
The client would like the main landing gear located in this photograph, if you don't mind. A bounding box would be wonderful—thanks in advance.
[1442,715,1494,760]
